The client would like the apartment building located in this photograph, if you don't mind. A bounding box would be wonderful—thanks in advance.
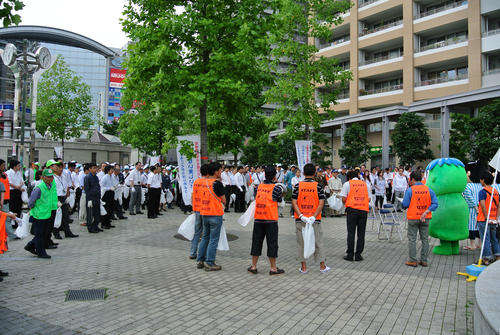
[273,0,500,168]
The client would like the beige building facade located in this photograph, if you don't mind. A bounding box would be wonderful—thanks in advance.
[274,0,500,168]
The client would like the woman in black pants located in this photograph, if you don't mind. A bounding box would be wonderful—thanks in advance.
[6,160,24,218]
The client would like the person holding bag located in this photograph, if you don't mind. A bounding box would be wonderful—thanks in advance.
[247,165,285,275]
[84,163,102,234]
[189,164,209,259]
[292,163,330,274]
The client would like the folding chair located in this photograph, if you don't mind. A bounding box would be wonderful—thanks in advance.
[377,207,403,241]
[368,199,378,231]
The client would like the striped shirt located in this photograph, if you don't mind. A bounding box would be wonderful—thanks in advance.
[463,183,482,231]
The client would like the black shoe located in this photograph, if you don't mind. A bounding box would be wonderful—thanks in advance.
[68,219,74,223]
[118,216,128,220]
[130,212,136,216]
[137,211,144,215]
[37,254,51,259]
[189,255,197,260]
[46,245,58,249]
[109,225,116,228]
[157,213,163,216]
[110,216,118,220]
[24,245,37,255]
[53,231,62,240]
[97,228,104,232]
[355,254,364,261]
[196,262,205,269]
[88,229,99,233]
[102,225,111,229]
[343,255,354,262]
[65,232,79,238]
[48,241,59,246]
[0,270,9,277]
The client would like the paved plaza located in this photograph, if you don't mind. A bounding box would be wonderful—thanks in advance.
[0,206,477,335]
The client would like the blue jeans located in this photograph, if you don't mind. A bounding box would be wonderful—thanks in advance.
[477,221,500,259]
[196,215,223,265]
[189,212,203,257]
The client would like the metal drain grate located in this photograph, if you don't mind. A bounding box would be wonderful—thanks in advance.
[65,288,107,302]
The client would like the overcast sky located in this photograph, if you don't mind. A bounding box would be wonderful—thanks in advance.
[18,0,129,49]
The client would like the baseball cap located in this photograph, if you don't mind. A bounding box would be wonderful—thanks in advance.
[46,159,62,167]
[124,165,130,170]
[34,162,40,167]
[144,164,149,169]
[42,168,54,177]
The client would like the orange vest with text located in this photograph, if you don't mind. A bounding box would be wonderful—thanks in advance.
[0,212,8,254]
[477,186,499,222]
[200,179,224,216]
[0,175,10,200]
[406,185,432,220]
[254,183,278,221]
[191,178,204,212]
[294,181,322,220]
[345,180,369,212]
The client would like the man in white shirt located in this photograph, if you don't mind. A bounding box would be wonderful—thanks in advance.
[100,165,116,229]
[6,159,24,218]
[96,162,107,181]
[147,165,162,219]
[392,168,408,211]
[51,159,78,239]
[78,164,89,224]
[276,165,284,184]
[128,162,144,215]
[221,166,232,212]
[234,166,246,212]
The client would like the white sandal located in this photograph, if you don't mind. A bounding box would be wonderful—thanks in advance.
[299,268,308,274]
[320,266,331,273]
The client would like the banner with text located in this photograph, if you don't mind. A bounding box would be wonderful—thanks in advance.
[295,140,312,173]
[176,135,201,206]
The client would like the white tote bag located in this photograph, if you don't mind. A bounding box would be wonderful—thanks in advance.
[68,191,76,208]
[328,195,342,211]
[160,190,166,204]
[100,202,107,216]
[123,186,130,199]
[238,200,255,227]
[302,222,315,259]
[217,224,230,251]
[141,188,147,205]
[177,213,196,240]
[14,213,31,239]
[166,189,174,203]
[21,190,29,203]
[54,208,62,228]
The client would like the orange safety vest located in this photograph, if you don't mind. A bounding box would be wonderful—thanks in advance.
[477,186,499,222]
[0,175,10,200]
[345,180,369,212]
[0,211,7,254]
[294,181,322,220]
[406,185,432,220]
[191,178,204,212]
[200,178,224,216]
[254,183,278,221]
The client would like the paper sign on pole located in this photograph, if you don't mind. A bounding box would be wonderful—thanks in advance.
[54,146,63,159]
[295,140,312,173]
[488,148,500,171]
[176,135,201,206]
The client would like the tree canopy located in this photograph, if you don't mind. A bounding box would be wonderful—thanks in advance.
[338,123,371,167]
[1,0,24,27]
[391,112,433,166]
[36,57,94,146]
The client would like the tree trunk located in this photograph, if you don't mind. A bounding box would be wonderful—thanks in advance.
[61,137,64,161]
[200,99,208,164]
[305,124,310,140]
[233,152,238,165]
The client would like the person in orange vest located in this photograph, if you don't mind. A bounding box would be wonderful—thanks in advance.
[402,171,438,267]
[476,171,500,265]
[0,159,15,240]
[189,163,209,259]
[0,210,17,281]
[340,169,370,261]
[248,165,285,275]
[292,163,330,274]
[197,162,226,271]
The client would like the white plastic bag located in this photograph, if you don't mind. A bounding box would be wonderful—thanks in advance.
[245,188,251,203]
[238,200,255,227]
[114,186,123,205]
[79,193,87,222]
[141,188,147,205]
[15,213,31,239]
[302,222,315,259]
[230,193,236,205]
[123,186,130,199]
[279,199,286,208]
[160,191,166,204]
[100,202,107,216]
[68,191,76,208]
[328,195,342,211]
[217,224,229,251]
[21,190,29,203]
[177,213,196,240]
[54,208,62,228]
[166,189,173,203]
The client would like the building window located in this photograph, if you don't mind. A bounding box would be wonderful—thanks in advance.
[91,152,97,163]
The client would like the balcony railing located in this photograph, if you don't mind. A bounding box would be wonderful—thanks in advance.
[359,84,403,96]
[483,68,500,75]
[416,73,468,86]
[358,0,383,8]
[318,36,350,50]
[415,1,467,19]
[361,51,403,66]
[483,28,500,37]
[360,19,403,36]
[419,36,467,52]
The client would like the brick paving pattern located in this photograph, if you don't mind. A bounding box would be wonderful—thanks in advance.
[0,207,476,334]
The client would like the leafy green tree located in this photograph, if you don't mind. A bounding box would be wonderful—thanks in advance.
[338,123,371,167]
[470,100,500,166]
[103,119,120,136]
[450,113,472,164]
[391,112,433,166]
[1,0,24,27]
[36,57,94,158]
[264,0,352,139]
[121,0,274,162]
[311,132,331,168]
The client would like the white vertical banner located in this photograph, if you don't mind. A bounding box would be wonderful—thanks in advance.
[295,140,312,173]
[176,135,201,206]
[54,146,63,159]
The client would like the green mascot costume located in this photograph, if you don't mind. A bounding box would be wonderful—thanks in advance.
[426,158,469,255]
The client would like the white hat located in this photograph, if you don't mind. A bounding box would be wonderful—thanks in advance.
[144,164,149,169]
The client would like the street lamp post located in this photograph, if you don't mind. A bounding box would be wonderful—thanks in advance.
[1,39,51,172]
